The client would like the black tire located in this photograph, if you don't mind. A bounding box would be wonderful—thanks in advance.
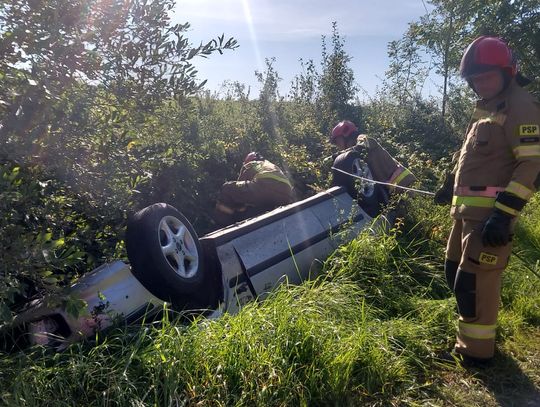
[332,150,374,198]
[332,150,389,217]
[126,203,206,301]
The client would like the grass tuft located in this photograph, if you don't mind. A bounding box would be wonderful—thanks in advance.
[2,194,540,405]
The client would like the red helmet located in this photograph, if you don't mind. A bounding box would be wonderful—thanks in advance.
[330,120,358,144]
[243,151,263,164]
[460,36,517,79]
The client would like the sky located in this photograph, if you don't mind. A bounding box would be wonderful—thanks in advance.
[172,0,438,99]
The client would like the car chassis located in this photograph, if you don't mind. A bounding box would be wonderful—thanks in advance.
[5,153,392,350]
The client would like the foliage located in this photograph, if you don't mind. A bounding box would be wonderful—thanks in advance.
[0,0,237,157]
[0,0,237,320]
[405,0,539,104]
[256,57,283,141]
[363,93,461,194]
[1,5,540,405]
[385,32,430,105]
[316,22,362,135]
[0,161,124,322]
[2,193,540,405]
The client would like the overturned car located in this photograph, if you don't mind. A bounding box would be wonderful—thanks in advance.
[4,149,404,350]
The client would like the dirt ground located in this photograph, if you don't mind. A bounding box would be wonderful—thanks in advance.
[436,327,540,406]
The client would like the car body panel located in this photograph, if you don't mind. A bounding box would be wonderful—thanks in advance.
[8,187,378,349]
[12,261,164,347]
[201,186,371,311]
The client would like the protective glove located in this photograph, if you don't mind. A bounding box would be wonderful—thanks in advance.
[433,172,455,205]
[481,209,512,247]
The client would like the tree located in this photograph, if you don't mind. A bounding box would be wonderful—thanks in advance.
[0,0,237,323]
[316,22,361,134]
[407,0,475,117]
[398,0,539,120]
[255,57,283,142]
[385,32,429,106]
[289,58,317,104]
[0,0,237,157]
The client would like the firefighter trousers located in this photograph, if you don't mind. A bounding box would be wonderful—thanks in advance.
[444,217,514,359]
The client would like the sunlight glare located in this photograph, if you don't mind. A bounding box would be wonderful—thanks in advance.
[241,0,263,73]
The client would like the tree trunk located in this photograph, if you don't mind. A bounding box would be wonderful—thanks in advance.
[441,12,454,119]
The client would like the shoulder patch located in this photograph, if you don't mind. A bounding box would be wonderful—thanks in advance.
[519,124,540,136]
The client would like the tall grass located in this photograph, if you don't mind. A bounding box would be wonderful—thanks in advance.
[1,196,540,406]
[0,279,442,406]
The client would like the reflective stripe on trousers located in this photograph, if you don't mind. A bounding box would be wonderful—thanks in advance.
[459,321,496,340]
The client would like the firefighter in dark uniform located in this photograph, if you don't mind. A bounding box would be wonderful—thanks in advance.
[445,36,540,364]
[329,120,416,199]
[213,152,294,226]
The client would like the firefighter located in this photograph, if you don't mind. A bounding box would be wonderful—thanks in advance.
[444,36,540,365]
[213,152,294,226]
[329,120,416,196]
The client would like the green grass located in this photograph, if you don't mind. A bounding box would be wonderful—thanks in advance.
[1,279,436,405]
[1,195,540,406]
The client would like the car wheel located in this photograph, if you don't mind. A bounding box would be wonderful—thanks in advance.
[126,203,206,301]
[332,150,389,217]
[332,150,375,198]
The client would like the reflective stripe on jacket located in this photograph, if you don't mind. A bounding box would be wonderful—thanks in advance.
[452,80,540,220]
[388,166,414,187]
[238,160,292,188]
[356,135,416,191]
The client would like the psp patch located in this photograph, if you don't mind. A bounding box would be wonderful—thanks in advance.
[479,252,498,266]
[519,124,540,136]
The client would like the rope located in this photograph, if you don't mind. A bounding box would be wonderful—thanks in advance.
[331,167,436,196]
[330,167,540,281]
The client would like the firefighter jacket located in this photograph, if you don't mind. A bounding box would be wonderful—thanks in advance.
[238,159,292,188]
[353,135,416,192]
[452,80,540,221]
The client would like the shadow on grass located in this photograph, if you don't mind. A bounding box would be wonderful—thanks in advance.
[473,350,540,407]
